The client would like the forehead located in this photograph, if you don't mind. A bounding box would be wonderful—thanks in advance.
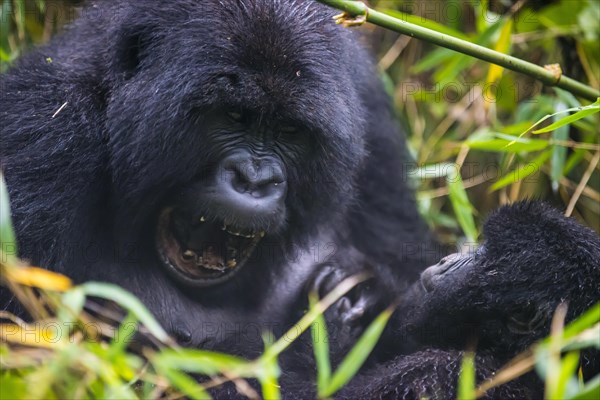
[174,3,346,115]
[124,0,362,134]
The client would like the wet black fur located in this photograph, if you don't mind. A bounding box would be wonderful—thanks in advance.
[0,0,431,392]
[1,1,598,399]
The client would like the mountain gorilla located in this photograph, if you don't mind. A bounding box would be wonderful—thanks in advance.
[340,202,599,399]
[1,0,430,377]
[0,0,598,399]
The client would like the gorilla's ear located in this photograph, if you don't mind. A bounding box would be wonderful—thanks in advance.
[112,24,155,80]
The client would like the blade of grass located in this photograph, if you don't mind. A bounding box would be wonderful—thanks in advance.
[310,293,331,394]
[458,352,476,400]
[550,101,570,191]
[570,375,600,400]
[490,150,552,192]
[556,352,581,399]
[80,282,169,343]
[159,368,212,400]
[534,99,600,134]
[263,274,367,360]
[447,172,478,242]
[320,306,394,398]
[0,173,17,258]
[154,349,249,376]
[109,312,138,357]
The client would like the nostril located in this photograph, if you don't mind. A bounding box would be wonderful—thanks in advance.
[228,163,285,198]
[231,168,250,193]
[218,153,287,202]
[212,153,287,220]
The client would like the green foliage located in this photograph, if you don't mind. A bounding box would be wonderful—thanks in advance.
[79,282,170,343]
[1,0,599,399]
[0,174,17,259]
[369,0,600,239]
[457,352,476,400]
[469,304,600,400]
[316,305,393,399]
[310,294,332,395]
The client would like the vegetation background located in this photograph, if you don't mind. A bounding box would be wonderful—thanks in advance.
[0,0,598,399]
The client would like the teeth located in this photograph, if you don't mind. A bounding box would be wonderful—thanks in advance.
[171,222,266,276]
[227,246,237,258]
[203,262,225,272]
[182,250,196,260]
[223,226,256,238]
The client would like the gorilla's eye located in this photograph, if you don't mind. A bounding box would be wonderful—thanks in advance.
[507,306,546,335]
[227,110,244,122]
[280,125,298,134]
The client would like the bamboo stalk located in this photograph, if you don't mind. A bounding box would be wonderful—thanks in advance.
[318,0,600,101]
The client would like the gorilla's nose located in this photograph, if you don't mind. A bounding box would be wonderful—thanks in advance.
[217,152,287,215]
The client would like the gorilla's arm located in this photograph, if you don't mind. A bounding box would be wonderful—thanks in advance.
[338,349,529,400]
[0,41,108,270]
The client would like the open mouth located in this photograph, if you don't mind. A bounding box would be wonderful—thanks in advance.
[156,208,264,286]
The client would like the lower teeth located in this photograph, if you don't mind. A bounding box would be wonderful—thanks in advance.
[174,225,266,275]
[182,250,195,260]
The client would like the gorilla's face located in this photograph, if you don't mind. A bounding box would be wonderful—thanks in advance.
[102,1,368,288]
[153,109,310,286]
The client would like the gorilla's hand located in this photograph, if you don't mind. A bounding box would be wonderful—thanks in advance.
[310,263,381,328]
[305,253,399,355]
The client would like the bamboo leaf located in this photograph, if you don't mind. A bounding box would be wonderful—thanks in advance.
[310,293,331,395]
[458,352,476,400]
[155,349,249,376]
[4,266,72,291]
[0,173,17,258]
[80,282,169,343]
[447,173,478,242]
[321,307,394,398]
[484,19,513,100]
[533,99,600,134]
[466,138,549,153]
[159,368,212,400]
[490,150,552,191]
[570,375,600,400]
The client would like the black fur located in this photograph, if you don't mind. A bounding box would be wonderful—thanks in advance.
[368,202,600,399]
[0,0,432,394]
[1,1,598,399]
